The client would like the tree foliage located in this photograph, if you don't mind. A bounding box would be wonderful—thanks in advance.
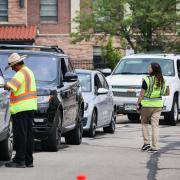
[71,0,179,52]
[101,36,122,69]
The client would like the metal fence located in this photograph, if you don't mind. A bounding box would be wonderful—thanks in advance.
[71,59,108,70]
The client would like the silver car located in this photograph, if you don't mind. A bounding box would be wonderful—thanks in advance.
[76,69,116,137]
[0,69,13,161]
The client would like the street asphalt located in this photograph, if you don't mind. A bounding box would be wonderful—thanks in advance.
[0,115,180,180]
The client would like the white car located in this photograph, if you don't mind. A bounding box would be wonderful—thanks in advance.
[76,69,116,137]
[106,53,180,125]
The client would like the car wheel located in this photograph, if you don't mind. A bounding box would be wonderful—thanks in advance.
[87,110,97,137]
[42,110,62,151]
[65,108,83,145]
[0,121,13,161]
[127,113,140,122]
[103,112,116,133]
[164,97,178,126]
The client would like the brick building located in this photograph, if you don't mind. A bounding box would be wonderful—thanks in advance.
[0,0,94,68]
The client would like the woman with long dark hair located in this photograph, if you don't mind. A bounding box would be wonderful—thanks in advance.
[137,63,169,153]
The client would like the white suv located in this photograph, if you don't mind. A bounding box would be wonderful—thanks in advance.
[106,53,180,125]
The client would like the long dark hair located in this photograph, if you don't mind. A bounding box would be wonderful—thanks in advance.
[150,63,164,88]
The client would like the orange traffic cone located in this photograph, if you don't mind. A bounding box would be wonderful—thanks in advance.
[76,175,87,180]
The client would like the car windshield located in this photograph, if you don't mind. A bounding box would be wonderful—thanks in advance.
[77,73,92,92]
[113,58,175,76]
[0,53,58,82]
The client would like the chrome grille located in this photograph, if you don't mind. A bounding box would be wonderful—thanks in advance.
[113,91,136,97]
[112,85,141,89]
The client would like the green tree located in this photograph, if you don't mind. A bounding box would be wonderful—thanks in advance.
[71,0,179,52]
[101,36,122,69]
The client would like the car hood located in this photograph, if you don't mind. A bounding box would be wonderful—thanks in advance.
[36,81,58,95]
[106,75,174,87]
[106,75,145,86]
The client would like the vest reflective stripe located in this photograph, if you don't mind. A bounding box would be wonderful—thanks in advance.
[20,68,31,92]
[143,97,162,100]
[147,76,153,98]
[8,78,21,89]
[160,83,165,96]
[10,91,37,104]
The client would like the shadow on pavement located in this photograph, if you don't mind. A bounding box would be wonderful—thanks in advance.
[0,161,5,167]
[34,141,70,153]
[146,141,180,180]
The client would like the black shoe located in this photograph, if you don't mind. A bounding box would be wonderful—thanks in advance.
[141,144,151,151]
[5,161,26,168]
[26,163,33,168]
[148,148,158,153]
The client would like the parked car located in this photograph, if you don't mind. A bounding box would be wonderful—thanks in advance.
[0,69,12,160]
[76,69,116,137]
[106,53,180,125]
[0,44,84,152]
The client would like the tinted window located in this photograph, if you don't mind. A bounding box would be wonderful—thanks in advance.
[113,58,175,76]
[77,73,92,92]
[0,54,58,82]
[97,73,109,89]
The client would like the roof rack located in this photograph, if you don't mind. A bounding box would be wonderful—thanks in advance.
[0,44,64,54]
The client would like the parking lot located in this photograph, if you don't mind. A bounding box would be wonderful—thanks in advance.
[0,115,180,180]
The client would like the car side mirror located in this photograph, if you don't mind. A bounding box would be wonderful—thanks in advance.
[100,68,112,77]
[63,72,78,82]
[97,88,108,95]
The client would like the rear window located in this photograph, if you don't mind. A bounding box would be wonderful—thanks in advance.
[0,53,58,82]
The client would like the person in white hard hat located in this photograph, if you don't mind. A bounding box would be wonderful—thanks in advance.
[3,53,37,168]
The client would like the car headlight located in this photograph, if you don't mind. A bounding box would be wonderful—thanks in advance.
[37,96,52,104]
[84,102,88,111]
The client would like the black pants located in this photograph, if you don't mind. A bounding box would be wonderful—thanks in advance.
[11,110,34,165]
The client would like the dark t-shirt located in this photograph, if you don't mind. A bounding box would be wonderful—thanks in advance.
[141,80,147,90]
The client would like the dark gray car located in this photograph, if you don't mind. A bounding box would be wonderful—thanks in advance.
[0,45,84,152]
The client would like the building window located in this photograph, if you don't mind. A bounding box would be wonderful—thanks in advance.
[40,0,58,22]
[93,46,103,69]
[0,0,8,22]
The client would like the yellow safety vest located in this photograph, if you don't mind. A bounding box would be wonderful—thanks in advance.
[7,66,37,114]
[141,76,166,108]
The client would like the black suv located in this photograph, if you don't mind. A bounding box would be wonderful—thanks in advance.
[0,44,84,152]
[0,68,13,161]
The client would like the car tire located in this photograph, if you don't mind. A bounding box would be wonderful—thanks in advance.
[127,113,140,122]
[0,121,13,161]
[87,110,97,137]
[65,108,83,145]
[164,97,178,126]
[103,112,116,133]
[42,110,62,152]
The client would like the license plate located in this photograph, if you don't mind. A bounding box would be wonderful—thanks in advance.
[124,104,136,111]
[34,118,45,123]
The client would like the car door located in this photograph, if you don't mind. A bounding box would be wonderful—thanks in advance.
[176,59,180,107]
[59,58,78,128]
[64,58,79,125]
[97,73,113,125]
[0,70,7,133]
[94,74,107,127]
[58,58,72,128]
